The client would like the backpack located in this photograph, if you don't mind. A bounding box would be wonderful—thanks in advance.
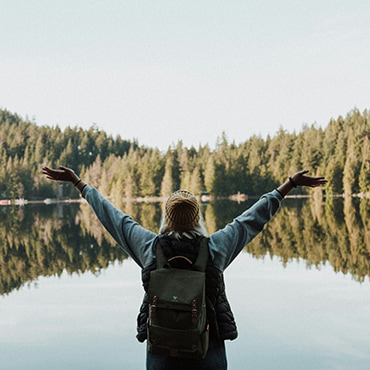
[147,237,209,360]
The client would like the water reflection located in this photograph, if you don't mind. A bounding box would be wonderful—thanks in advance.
[0,203,126,296]
[248,196,370,282]
[1,196,370,296]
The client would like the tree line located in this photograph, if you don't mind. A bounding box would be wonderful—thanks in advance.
[0,107,369,200]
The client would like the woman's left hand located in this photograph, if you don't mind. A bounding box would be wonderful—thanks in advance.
[291,169,327,188]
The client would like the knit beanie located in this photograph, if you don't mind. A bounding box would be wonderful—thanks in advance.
[165,190,200,232]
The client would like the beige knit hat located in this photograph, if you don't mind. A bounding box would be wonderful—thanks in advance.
[165,190,200,232]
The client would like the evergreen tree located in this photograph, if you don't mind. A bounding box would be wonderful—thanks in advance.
[204,156,216,194]
[343,129,359,195]
[189,165,202,195]
[359,136,370,194]
[161,150,176,197]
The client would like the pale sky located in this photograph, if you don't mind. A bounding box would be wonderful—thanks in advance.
[1,0,370,150]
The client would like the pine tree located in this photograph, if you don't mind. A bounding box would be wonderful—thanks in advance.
[359,136,370,194]
[204,156,216,194]
[189,165,202,195]
[140,153,157,197]
[343,129,359,196]
[161,152,175,197]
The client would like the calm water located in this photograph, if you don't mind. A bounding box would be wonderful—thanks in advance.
[1,196,370,369]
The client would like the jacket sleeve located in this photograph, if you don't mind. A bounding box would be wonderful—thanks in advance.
[208,190,283,271]
[82,185,157,268]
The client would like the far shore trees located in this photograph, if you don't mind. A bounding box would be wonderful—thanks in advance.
[0,107,369,200]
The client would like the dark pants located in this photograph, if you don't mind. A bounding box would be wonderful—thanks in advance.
[146,341,227,370]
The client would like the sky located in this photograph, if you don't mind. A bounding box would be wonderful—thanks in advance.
[1,0,370,150]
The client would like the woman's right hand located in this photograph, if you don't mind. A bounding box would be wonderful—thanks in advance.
[42,166,80,184]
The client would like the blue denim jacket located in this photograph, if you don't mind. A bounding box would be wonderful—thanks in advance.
[82,186,282,272]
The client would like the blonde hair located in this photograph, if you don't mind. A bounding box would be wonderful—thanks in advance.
[159,212,208,240]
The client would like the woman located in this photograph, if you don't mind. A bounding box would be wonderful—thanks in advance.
[42,166,327,369]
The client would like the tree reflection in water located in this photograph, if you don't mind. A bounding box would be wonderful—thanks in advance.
[1,196,369,296]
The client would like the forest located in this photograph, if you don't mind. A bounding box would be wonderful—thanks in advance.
[0,107,369,200]
[1,106,370,294]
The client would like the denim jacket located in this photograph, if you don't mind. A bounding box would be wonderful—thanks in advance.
[81,186,283,272]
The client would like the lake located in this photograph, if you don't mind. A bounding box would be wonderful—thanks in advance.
[1,195,370,370]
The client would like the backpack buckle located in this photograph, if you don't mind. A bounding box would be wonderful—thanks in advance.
[192,299,197,324]
[151,295,158,319]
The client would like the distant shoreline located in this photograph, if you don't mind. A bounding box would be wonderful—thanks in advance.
[1,191,369,207]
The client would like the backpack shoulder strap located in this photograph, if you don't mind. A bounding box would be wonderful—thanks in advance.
[193,237,209,272]
[155,240,167,269]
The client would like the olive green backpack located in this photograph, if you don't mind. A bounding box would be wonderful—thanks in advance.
[147,238,209,360]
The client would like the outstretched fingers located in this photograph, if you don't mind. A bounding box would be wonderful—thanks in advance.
[306,176,328,187]
[42,167,61,181]
[42,166,75,182]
